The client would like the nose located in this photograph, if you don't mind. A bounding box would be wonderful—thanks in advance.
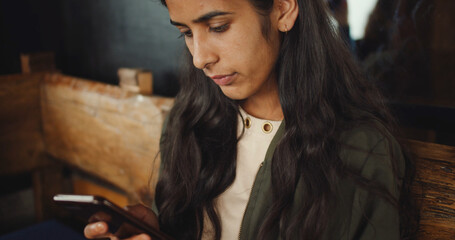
[190,34,218,70]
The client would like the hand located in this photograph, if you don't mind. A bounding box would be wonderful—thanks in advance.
[84,204,159,240]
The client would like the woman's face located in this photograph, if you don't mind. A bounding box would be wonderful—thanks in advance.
[166,0,281,101]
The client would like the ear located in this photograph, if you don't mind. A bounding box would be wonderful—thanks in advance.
[275,0,299,32]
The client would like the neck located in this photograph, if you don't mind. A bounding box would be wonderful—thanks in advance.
[240,83,283,121]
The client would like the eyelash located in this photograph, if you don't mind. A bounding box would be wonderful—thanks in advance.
[211,24,229,33]
[178,24,230,39]
[178,30,192,38]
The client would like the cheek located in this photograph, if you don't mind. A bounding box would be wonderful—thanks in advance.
[244,41,278,78]
[219,21,265,65]
[227,36,271,72]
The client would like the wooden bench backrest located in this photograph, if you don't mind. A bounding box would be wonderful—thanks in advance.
[0,72,174,218]
[41,73,174,204]
[406,139,455,239]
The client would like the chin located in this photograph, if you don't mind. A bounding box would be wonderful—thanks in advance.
[220,88,247,100]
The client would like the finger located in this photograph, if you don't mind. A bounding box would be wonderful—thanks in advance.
[84,221,110,239]
[88,211,113,223]
[114,222,143,239]
[124,233,152,240]
[124,205,159,229]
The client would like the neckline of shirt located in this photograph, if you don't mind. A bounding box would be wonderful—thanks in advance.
[238,107,282,136]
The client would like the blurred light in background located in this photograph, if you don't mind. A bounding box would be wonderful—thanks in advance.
[347,0,379,40]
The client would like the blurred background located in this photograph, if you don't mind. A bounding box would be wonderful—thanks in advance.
[0,0,454,239]
[0,0,182,96]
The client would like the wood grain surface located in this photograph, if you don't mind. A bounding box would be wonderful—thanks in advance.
[0,73,48,175]
[406,139,455,239]
[41,73,173,204]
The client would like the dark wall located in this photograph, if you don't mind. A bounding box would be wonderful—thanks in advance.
[0,0,62,74]
[1,0,183,96]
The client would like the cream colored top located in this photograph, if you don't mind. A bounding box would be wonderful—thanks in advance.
[202,108,282,239]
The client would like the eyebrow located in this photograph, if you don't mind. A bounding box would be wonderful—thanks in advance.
[170,11,233,26]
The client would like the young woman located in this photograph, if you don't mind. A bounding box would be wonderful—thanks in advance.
[85,0,414,239]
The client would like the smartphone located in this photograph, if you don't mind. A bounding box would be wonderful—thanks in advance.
[53,194,172,240]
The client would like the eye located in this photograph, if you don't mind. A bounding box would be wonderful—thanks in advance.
[178,29,193,38]
[209,24,229,33]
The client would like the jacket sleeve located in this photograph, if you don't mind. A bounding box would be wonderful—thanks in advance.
[343,136,404,240]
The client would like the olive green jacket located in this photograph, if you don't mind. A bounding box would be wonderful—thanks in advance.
[238,122,403,240]
[157,121,404,240]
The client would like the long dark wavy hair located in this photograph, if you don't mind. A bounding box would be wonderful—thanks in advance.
[155,0,416,239]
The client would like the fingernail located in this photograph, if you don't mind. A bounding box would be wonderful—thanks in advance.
[95,222,104,231]
[140,234,151,240]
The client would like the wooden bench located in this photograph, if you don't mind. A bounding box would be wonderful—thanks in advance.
[0,72,173,219]
[406,139,455,239]
[41,73,173,203]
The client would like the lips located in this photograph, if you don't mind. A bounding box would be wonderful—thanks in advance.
[209,73,237,86]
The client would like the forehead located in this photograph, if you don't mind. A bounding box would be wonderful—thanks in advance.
[166,0,252,21]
